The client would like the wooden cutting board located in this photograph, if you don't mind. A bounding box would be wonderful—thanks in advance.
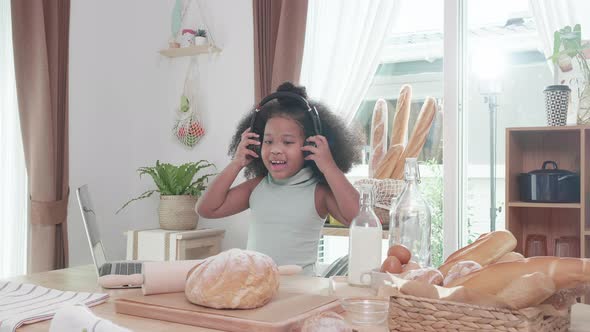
[114,291,342,332]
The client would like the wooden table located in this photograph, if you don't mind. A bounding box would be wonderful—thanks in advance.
[5,265,590,331]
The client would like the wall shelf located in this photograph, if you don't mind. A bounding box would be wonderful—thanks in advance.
[159,45,221,58]
[507,201,581,209]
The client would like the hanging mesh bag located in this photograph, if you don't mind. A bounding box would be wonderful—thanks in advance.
[173,61,205,148]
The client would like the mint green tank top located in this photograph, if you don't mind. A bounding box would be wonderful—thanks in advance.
[247,167,326,276]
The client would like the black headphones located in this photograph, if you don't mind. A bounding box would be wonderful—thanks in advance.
[247,91,323,158]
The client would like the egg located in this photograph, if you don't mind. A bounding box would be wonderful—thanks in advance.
[380,256,403,274]
[387,244,411,265]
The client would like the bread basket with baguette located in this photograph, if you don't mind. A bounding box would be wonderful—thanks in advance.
[353,178,405,210]
[369,85,438,180]
[379,230,590,331]
[387,292,571,332]
[366,86,438,221]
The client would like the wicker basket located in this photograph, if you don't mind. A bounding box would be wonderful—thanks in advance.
[158,195,199,230]
[388,293,571,332]
[354,178,406,210]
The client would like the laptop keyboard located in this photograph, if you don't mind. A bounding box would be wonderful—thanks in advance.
[99,262,142,276]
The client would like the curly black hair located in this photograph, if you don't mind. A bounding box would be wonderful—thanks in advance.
[228,82,365,184]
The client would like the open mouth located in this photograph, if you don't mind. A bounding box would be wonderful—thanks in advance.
[269,160,288,171]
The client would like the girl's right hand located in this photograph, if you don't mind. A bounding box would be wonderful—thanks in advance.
[232,128,260,167]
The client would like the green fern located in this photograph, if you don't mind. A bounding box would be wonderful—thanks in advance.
[117,160,216,214]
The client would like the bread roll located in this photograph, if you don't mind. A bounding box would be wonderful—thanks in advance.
[496,272,556,309]
[438,230,516,276]
[447,257,590,296]
[185,249,279,309]
[301,311,352,332]
[442,260,481,286]
[390,97,437,179]
[374,144,404,179]
[401,267,443,285]
[495,251,525,264]
[390,85,412,146]
[369,99,388,178]
[380,274,510,308]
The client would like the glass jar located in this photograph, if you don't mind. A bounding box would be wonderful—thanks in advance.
[389,158,432,267]
[348,184,382,286]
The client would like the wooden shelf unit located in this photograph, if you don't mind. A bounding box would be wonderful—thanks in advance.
[507,201,581,209]
[505,126,589,259]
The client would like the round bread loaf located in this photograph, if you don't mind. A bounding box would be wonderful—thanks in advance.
[185,249,279,309]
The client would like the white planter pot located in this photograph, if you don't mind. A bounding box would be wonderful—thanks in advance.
[194,36,208,46]
[158,195,198,230]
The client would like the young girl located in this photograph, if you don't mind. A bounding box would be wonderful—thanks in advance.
[197,82,363,275]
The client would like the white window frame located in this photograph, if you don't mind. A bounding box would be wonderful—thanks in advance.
[442,0,466,259]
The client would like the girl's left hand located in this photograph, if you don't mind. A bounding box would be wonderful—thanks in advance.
[301,135,337,173]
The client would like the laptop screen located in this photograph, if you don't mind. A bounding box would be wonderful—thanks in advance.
[76,185,107,273]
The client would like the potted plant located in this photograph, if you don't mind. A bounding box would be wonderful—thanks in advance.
[117,160,216,230]
[550,24,590,125]
[195,29,208,46]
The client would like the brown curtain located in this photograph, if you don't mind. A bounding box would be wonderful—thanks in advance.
[253,0,308,102]
[11,0,70,272]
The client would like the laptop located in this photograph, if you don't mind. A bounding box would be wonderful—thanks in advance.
[76,184,143,288]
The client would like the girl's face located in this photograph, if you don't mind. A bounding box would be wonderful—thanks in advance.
[261,116,306,179]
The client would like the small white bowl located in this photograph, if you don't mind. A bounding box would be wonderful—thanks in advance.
[340,296,389,326]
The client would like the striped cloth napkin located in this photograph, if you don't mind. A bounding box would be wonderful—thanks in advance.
[0,281,108,332]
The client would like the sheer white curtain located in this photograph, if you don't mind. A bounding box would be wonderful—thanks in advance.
[529,0,590,70]
[300,0,399,124]
[0,1,28,278]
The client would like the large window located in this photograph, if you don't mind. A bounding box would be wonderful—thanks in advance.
[353,0,554,253]
[319,0,446,270]
[352,0,445,266]
[461,0,551,245]
[320,0,556,270]
[0,1,28,278]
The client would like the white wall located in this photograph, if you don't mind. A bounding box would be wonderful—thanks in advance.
[68,0,254,266]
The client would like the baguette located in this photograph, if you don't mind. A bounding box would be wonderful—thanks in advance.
[443,232,492,264]
[390,97,437,179]
[374,144,404,179]
[495,251,525,264]
[390,85,412,147]
[437,230,516,276]
[447,257,590,295]
[369,99,388,177]
[496,272,556,309]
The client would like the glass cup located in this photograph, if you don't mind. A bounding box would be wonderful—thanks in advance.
[554,236,580,257]
[525,234,547,257]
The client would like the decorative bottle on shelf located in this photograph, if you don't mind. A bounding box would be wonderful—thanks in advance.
[389,158,432,267]
[348,184,382,286]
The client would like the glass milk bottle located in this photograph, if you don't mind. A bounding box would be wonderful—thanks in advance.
[348,184,382,286]
[389,158,432,267]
